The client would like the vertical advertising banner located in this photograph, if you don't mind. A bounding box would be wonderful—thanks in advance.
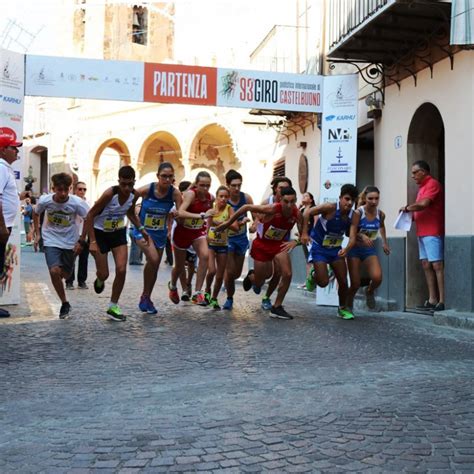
[317,74,358,306]
[0,48,25,305]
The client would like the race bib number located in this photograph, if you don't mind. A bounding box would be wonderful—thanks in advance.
[208,227,227,246]
[47,212,72,227]
[183,217,204,229]
[144,213,165,231]
[322,233,344,248]
[361,229,378,240]
[103,217,125,232]
[264,225,287,241]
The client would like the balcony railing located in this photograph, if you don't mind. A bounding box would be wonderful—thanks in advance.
[328,0,393,51]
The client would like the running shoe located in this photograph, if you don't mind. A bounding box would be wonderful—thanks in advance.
[365,288,376,310]
[168,281,180,304]
[434,302,445,311]
[337,307,354,320]
[94,278,105,294]
[106,304,126,321]
[204,292,212,305]
[242,269,254,292]
[223,297,233,310]
[305,268,316,292]
[138,295,158,314]
[209,298,221,310]
[270,305,293,320]
[0,308,10,318]
[78,282,88,290]
[59,302,71,319]
[252,285,261,295]
[192,292,207,306]
[261,296,272,310]
[66,282,74,290]
[181,291,190,302]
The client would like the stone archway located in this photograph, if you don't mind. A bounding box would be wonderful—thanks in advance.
[93,139,131,197]
[28,145,49,195]
[188,123,239,185]
[137,131,184,186]
[406,103,445,310]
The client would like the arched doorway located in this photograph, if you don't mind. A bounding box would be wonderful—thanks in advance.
[406,103,445,310]
[93,139,131,198]
[29,146,49,195]
[189,123,239,185]
[137,131,184,186]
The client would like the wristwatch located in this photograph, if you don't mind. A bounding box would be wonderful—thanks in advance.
[200,212,206,219]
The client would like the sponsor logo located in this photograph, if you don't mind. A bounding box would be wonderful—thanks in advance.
[0,95,22,105]
[328,128,351,143]
[336,114,356,121]
[327,147,352,174]
[325,114,336,121]
[329,81,357,109]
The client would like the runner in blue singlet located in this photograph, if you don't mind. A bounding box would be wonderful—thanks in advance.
[301,183,358,320]
[134,162,182,314]
[345,186,390,312]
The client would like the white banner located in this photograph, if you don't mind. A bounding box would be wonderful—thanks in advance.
[317,74,358,306]
[217,68,323,113]
[25,55,145,102]
[0,48,25,305]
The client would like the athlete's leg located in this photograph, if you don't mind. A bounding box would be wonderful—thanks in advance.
[225,252,246,299]
[49,266,67,304]
[273,252,292,308]
[313,261,330,287]
[110,244,128,304]
[347,257,362,309]
[365,255,382,293]
[92,250,110,282]
[192,238,209,292]
[170,247,186,288]
[264,263,280,298]
[330,258,349,309]
[212,253,228,300]
[206,248,217,294]
[137,239,163,297]
[252,259,273,288]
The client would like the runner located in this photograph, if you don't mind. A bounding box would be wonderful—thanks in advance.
[222,169,253,310]
[33,173,89,319]
[259,177,292,311]
[217,186,302,320]
[301,183,358,320]
[345,186,390,312]
[168,171,215,305]
[134,162,182,314]
[204,186,239,309]
[85,165,148,321]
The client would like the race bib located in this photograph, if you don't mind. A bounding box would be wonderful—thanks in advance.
[322,233,344,248]
[47,212,72,227]
[229,221,246,237]
[208,227,227,246]
[144,213,165,231]
[183,217,204,229]
[361,229,379,241]
[264,225,287,241]
[103,216,125,232]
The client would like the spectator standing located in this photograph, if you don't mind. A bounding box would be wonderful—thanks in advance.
[400,160,445,311]
[22,197,34,245]
[66,181,90,289]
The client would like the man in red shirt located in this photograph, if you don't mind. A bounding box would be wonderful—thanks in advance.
[400,160,444,311]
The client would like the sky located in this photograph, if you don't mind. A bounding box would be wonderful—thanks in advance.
[0,0,297,67]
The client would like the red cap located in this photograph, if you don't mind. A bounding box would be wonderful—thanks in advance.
[0,127,22,148]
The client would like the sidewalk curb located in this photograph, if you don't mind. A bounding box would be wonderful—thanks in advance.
[433,310,474,331]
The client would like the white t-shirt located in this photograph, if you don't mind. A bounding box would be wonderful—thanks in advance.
[0,159,20,227]
[35,194,90,249]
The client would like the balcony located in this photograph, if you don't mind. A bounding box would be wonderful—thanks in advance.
[327,0,456,87]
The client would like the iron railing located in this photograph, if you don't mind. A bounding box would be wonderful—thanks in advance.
[328,0,393,51]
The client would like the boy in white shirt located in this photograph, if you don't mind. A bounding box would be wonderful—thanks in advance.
[33,173,89,319]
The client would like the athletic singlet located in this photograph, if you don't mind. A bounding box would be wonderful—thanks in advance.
[139,183,175,234]
[256,202,298,243]
[178,188,212,231]
[310,201,352,248]
[208,204,231,246]
[356,206,381,241]
[94,186,135,232]
[228,192,247,237]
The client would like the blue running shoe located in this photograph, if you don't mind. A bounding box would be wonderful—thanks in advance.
[223,298,233,310]
[139,295,158,314]
[252,285,261,295]
[261,296,272,310]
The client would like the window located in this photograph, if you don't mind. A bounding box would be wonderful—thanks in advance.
[132,5,148,45]
[273,158,286,177]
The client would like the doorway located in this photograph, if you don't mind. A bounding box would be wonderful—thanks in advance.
[406,103,445,309]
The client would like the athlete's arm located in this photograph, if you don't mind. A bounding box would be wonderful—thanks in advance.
[380,211,390,255]
[339,210,361,257]
[301,203,334,244]
[215,203,274,232]
[85,188,114,252]
[176,190,215,220]
[226,207,241,233]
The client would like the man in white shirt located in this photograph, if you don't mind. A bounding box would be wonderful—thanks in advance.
[0,128,29,318]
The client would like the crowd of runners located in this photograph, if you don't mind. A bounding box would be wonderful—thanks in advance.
[32,163,390,321]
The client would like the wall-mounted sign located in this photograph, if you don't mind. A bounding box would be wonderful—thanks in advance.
[394,135,402,149]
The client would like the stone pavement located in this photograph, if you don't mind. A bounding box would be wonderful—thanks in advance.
[1,248,474,473]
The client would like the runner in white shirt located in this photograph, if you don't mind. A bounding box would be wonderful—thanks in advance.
[33,173,89,319]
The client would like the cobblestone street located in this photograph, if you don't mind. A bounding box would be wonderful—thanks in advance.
[1,248,474,473]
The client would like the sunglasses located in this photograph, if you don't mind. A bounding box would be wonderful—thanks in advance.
[77,187,87,191]
[159,174,174,179]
